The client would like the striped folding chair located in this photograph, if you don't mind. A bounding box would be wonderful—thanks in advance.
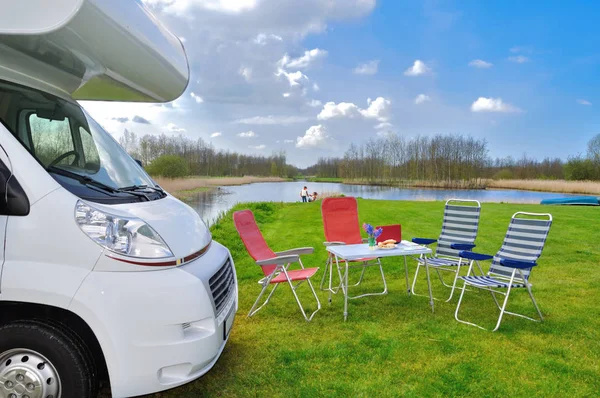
[320,197,386,300]
[411,199,481,302]
[233,209,321,322]
[454,212,552,331]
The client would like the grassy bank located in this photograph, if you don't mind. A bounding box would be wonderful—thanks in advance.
[144,199,599,397]
[154,176,289,199]
[488,179,600,195]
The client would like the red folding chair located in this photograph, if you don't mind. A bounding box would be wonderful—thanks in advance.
[320,197,387,301]
[376,224,411,296]
[233,209,321,322]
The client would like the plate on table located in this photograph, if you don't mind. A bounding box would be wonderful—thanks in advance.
[376,244,397,250]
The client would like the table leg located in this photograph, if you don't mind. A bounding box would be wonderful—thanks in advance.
[424,256,434,312]
[328,254,333,303]
[344,260,349,321]
[404,256,410,296]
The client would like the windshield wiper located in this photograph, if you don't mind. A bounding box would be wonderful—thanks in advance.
[120,184,166,195]
[48,166,121,194]
[48,167,158,201]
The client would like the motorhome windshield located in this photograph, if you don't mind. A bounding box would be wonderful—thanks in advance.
[0,79,164,203]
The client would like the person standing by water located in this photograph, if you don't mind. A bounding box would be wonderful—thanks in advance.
[300,186,309,202]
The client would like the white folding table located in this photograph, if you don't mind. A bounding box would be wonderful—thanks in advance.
[326,241,433,320]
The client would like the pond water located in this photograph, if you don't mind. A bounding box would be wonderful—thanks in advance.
[185,181,586,225]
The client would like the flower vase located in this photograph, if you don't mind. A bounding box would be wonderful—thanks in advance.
[368,237,376,250]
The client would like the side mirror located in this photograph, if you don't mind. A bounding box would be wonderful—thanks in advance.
[134,159,143,167]
[0,173,29,217]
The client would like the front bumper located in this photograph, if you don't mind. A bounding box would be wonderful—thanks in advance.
[70,241,238,398]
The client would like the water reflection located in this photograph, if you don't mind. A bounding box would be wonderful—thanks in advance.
[186,181,586,226]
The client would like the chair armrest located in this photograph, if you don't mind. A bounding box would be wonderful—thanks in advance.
[256,255,299,266]
[412,238,437,245]
[323,241,346,246]
[500,258,537,269]
[458,251,493,261]
[451,243,476,251]
[275,247,314,256]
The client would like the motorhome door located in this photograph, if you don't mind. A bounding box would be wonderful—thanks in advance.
[0,145,9,282]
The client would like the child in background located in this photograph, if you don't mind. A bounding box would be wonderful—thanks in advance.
[300,186,309,202]
[308,192,318,202]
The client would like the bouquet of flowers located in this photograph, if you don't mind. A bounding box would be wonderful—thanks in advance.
[363,223,383,249]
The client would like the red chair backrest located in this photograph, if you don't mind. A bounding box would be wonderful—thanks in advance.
[233,210,277,276]
[321,197,363,244]
[375,224,401,243]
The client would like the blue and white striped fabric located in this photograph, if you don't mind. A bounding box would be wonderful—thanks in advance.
[488,216,552,281]
[460,275,527,288]
[417,203,480,267]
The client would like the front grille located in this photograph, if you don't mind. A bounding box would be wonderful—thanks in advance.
[209,258,235,316]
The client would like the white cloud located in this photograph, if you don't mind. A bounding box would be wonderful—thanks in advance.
[276,69,309,88]
[415,94,431,104]
[166,123,186,132]
[283,139,295,143]
[307,99,322,107]
[282,92,291,98]
[312,82,320,92]
[318,101,361,120]
[249,144,266,149]
[254,33,283,45]
[353,60,379,75]
[375,122,393,130]
[210,132,222,137]
[296,124,332,148]
[404,60,431,76]
[469,59,493,68]
[234,115,311,125]
[142,0,258,16]
[508,55,529,63]
[190,92,204,103]
[238,130,258,137]
[577,99,592,106]
[278,48,328,70]
[239,66,252,82]
[318,97,391,122]
[471,97,521,113]
[359,97,391,121]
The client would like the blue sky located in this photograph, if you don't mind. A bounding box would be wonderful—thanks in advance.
[81,0,600,167]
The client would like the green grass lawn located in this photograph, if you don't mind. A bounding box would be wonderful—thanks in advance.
[148,199,600,397]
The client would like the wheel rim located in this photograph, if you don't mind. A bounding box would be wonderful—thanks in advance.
[0,349,61,398]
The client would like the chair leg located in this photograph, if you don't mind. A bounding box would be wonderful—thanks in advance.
[248,281,279,317]
[411,257,422,296]
[282,268,321,322]
[492,273,515,332]
[454,260,489,330]
[526,283,544,322]
[319,255,330,290]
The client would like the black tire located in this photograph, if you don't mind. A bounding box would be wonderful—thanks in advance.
[0,319,96,398]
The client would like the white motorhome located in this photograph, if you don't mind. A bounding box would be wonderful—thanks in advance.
[0,1,237,397]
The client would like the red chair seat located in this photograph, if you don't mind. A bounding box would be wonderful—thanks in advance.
[270,267,320,283]
[350,257,377,262]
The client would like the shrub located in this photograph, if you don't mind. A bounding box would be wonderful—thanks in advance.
[145,155,189,178]
[493,168,514,180]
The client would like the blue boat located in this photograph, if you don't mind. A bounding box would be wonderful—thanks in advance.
[540,196,599,206]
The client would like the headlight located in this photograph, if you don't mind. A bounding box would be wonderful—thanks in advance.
[75,201,173,258]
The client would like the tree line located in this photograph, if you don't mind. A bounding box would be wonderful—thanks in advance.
[118,128,600,181]
[119,129,298,178]
[303,133,600,182]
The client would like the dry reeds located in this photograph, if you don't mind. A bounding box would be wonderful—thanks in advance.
[154,176,287,194]
[487,179,600,195]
